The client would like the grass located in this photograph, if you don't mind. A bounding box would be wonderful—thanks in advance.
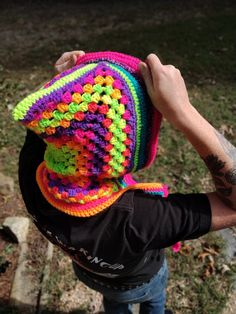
[89,14,236,79]
[166,234,235,314]
[0,0,235,313]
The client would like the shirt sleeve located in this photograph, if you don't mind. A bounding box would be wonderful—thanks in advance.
[127,190,212,251]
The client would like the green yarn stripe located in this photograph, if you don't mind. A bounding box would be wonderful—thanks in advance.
[109,64,141,172]
[13,63,97,121]
[45,144,77,175]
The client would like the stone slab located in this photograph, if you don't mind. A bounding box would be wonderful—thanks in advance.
[3,216,30,243]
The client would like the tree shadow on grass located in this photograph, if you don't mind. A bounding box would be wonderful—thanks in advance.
[2,0,236,87]
[9,9,236,87]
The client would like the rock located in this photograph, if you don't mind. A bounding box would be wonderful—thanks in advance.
[219,229,236,261]
[3,216,30,243]
[10,241,37,310]
[0,172,14,195]
[8,217,37,309]
[38,242,54,312]
[219,228,236,314]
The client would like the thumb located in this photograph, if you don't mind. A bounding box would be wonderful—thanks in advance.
[145,54,164,81]
[55,57,75,73]
[67,54,77,68]
[139,62,153,93]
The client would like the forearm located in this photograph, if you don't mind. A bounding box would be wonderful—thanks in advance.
[176,104,236,209]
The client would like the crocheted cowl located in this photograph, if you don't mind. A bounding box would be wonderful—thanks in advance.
[13,51,168,217]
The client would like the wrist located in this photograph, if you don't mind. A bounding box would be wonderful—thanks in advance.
[173,104,218,158]
[170,102,197,130]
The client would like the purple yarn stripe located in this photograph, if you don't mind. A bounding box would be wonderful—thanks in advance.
[45,63,86,88]
[22,66,94,123]
[25,63,137,177]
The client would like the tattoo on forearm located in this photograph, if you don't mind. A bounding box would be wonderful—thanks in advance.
[215,131,236,185]
[225,170,236,185]
[203,130,236,208]
[204,155,225,177]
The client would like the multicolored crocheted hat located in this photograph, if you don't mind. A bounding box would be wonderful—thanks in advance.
[13,51,168,217]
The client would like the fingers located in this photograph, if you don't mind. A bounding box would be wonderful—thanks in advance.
[58,57,74,73]
[145,53,164,76]
[145,54,180,73]
[143,54,182,82]
[71,50,85,59]
[55,50,85,73]
[165,64,180,73]
[55,59,73,73]
[139,53,164,94]
[55,50,85,66]
[139,62,153,93]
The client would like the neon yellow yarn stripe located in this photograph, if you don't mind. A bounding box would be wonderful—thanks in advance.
[13,63,97,121]
[109,64,141,172]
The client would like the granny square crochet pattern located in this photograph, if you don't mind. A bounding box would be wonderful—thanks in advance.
[13,51,168,217]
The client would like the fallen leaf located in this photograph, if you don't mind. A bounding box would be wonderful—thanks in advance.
[221,264,231,274]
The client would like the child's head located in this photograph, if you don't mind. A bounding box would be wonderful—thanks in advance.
[13,52,163,213]
[14,52,161,176]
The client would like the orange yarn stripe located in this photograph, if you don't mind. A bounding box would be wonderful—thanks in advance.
[36,162,164,217]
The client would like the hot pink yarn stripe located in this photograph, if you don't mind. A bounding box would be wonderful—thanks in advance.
[76,51,140,72]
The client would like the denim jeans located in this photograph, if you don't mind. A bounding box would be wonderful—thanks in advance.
[73,259,168,314]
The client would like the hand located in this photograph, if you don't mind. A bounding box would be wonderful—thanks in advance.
[54,50,85,73]
[139,54,192,128]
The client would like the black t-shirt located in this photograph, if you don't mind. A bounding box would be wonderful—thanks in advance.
[18,131,212,286]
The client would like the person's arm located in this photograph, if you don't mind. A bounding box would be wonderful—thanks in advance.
[139,54,236,231]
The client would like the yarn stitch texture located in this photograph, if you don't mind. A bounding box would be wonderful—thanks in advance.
[13,51,168,217]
